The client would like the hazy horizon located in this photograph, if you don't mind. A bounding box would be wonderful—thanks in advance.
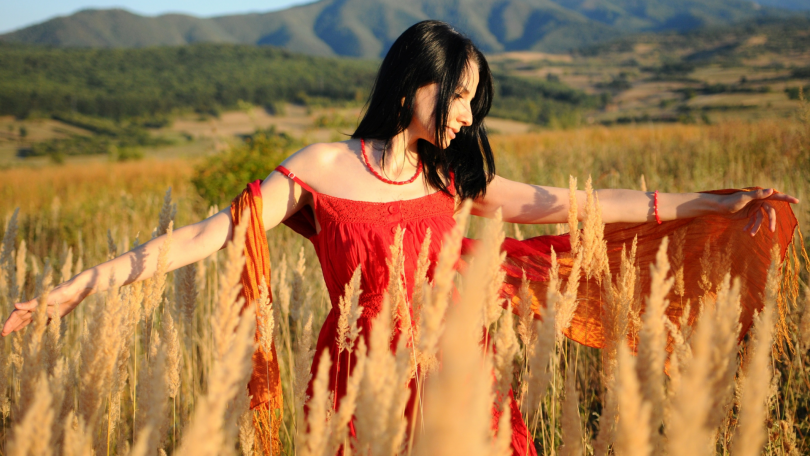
[0,0,314,34]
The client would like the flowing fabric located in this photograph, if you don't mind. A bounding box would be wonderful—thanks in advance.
[233,175,800,455]
[494,188,800,351]
[231,181,284,456]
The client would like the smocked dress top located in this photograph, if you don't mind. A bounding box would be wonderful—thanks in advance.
[275,164,456,319]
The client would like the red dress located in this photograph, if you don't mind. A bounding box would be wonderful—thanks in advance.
[275,164,537,456]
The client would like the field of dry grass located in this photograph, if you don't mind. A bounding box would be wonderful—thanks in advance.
[0,112,809,455]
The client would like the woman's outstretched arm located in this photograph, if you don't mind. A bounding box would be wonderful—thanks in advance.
[1,209,234,336]
[1,153,313,337]
[474,175,799,233]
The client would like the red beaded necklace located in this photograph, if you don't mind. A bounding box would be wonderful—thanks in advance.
[361,138,422,185]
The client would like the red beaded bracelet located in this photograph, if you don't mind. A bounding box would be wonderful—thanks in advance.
[654,190,662,225]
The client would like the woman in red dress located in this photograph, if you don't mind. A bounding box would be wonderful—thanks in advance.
[2,20,799,456]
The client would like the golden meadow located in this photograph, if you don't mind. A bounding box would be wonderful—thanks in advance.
[0,111,809,456]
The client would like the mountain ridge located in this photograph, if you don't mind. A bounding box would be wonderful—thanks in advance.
[2,0,807,57]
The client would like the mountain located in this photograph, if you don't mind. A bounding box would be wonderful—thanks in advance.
[1,0,805,57]
[754,0,810,10]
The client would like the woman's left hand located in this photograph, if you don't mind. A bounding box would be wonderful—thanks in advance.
[725,188,800,236]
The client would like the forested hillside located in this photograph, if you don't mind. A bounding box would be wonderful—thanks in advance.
[0,43,599,125]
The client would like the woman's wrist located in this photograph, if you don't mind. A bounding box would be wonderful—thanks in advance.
[715,193,737,215]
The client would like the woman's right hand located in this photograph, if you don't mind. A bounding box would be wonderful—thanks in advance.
[1,280,90,336]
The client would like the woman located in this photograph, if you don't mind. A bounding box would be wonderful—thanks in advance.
[1,20,799,455]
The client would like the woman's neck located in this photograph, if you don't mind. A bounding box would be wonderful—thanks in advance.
[372,131,421,180]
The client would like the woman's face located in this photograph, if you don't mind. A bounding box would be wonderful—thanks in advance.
[409,60,479,149]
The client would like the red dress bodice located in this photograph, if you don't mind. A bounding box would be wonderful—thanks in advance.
[277,165,456,319]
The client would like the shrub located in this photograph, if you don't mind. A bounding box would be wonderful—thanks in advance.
[191,127,302,206]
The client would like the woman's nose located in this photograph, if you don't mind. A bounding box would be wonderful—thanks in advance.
[458,101,472,126]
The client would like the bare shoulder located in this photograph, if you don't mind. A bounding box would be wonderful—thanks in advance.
[280,140,355,175]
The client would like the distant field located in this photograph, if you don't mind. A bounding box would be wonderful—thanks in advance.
[488,19,810,125]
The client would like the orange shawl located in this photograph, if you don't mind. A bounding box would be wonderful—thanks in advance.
[231,180,283,455]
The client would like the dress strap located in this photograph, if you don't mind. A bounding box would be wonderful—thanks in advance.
[275,165,316,194]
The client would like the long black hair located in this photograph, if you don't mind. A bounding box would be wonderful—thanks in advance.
[351,20,495,200]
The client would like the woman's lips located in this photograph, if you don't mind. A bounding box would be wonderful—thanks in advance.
[447,127,456,139]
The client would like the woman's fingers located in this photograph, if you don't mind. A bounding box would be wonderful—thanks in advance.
[15,298,39,311]
[766,193,800,204]
[763,202,777,232]
[749,208,764,236]
[752,188,800,204]
[743,213,754,233]
[2,310,32,336]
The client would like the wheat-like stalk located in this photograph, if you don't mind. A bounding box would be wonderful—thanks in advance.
[594,240,636,456]
[144,221,174,352]
[354,294,411,456]
[799,286,810,352]
[297,352,333,456]
[156,187,177,238]
[581,175,607,281]
[105,282,143,453]
[294,311,315,418]
[730,246,780,456]
[0,346,9,420]
[7,373,55,456]
[174,304,257,456]
[59,244,73,284]
[516,272,536,350]
[257,278,275,356]
[175,263,198,348]
[77,278,122,429]
[387,227,413,355]
[17,265,53,415]
[614,343,652,456]
[704,275,743,431]
[556,249,583,342]
[1,208,20,308]
[12,240,27,305]
[635,237,673,450]
[670,227,687,298]
[523,303,556,417]
[667,275,741,456]
[567,176,580,256]
[481,208,507,330]
[492,307,519,402]
[134,332,169,455]
[329,338,366,455]
[414,216,500,456]
[410,228,432,349]
[698,240,714,295]
[557,362,584,456]
[161,305,181,399]
[42,285,62,377]
[213,212,248,360]
[237,389,255,456]
[61,411,93,456]
[291,247,309,322]
[417,200,471,372]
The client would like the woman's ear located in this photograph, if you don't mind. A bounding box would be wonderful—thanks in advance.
[401,96,406,106]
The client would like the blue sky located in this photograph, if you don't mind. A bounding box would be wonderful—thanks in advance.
[0,0,313,34]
